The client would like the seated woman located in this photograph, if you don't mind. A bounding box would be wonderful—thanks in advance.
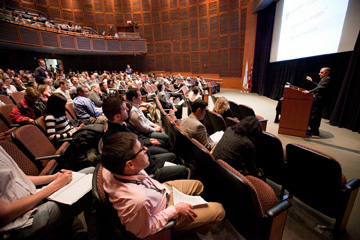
[43,93,80,145]
[212,116,262,177]
[187,86,202,103]
[212,97,234,119]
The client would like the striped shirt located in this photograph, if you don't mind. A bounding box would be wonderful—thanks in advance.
[45,114,73,141]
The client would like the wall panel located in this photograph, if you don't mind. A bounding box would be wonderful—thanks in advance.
[6,0,251,78]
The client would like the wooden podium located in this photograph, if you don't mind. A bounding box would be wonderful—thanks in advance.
[278,85,313,137]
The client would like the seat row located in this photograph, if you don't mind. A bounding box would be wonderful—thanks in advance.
[157,98,359,239]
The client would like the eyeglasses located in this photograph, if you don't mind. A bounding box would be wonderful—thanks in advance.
[128,145,145,160]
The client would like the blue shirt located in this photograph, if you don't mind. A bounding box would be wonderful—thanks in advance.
[73,96,102,119]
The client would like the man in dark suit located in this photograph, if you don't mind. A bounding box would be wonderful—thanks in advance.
[302,67,331,136]
[34,59,51,84]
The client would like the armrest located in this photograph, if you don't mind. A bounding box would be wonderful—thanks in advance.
[58,138,73,143]
[35,154,62,161]
[345,178,360,191]
[266,200,292,218]
[10,124,20,128]
[163,219,176,230]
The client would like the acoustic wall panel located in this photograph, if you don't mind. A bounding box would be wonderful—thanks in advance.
[190,20,198,39]
[142,0,150,11]
[59,35,76,49]
[164,54,172,72]
[132,0,141,12]
[220,50,229,76]
[190,56,204,77]
[146,55,155,70]
[163,42,171,53]
[200,39,208,51]
[162,23,170,41]
[0,22,20,43]
[19,27,40,46]
[198,4,207,18]
[180,21,189,39]
[153,24,161,42]
[201,52,209,74]
[41,31,58,48]
[134,41,146,52]
[171,22,180,40]
[191,39,198,51]
[173,54,182,72]
[106,39,119,51]
[199,18,208,38]
[209,1,217,15]
[182,53,190,72]
[155,42,163,53]
[147,43,154,54]
[230,48,240,77]
[161,11,169,22]
[181,40,189,52]
[155,55,164,70]
[172,41,180,52]
[72,0,83,10]
[121,41,132,52]
[210,51,219,74]
[77,37,92,50]
[229,11,239,33]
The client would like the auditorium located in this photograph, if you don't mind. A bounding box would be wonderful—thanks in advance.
[0,0,359,239]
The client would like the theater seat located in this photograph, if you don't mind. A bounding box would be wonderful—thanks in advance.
[207,110,227,133]
[213,159,291,240]
[284,144,360,238]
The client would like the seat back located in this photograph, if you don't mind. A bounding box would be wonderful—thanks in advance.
[229,100,242,120]
[35,116,47,133]
[0,104,15,127]
[225,117,240,127]
[173,124,197,166]
[201,110,214,135]
[65,102,77,120]
[9,91,24,104]
[0,118,11,132]
[213,159,278,239]
[0,138,57,175]
[11,125,57,169]
[285,144,345,217]
[211,95,218,105]
[0,95,15,105]
[255,132,286,185]
[208,110,227,133]
[238,104,256,119]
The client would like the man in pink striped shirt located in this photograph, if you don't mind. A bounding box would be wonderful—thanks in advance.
[101,132,225,239]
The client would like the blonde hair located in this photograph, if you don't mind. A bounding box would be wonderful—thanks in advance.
[213,97,230,115]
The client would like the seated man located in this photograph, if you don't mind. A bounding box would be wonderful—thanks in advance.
[54,80,72,103]
[157,83,182,119]
[88,83,103,107]
[0,147,96,240]
[180,99,215,151]
[126,88,168,142]
[10,87,42,125]
[73,86,107,124]
[102,95,188,182]
[101,132,225,239]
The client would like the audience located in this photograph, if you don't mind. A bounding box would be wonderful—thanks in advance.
[187,86,202,103]
[88,83,103,107]
[157,83,183,119]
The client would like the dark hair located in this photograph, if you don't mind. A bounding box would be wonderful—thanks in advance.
[157,83,164,91]
[192,86,200,95]
[27,80,37,88]
[126,87,139,102]
[191,99,208,113]
[102,95,124,121]
[125,101,132,114]
[101,132,138,175]
[231,116,262,138]
[59,79,67,86]
[43,93,67,117]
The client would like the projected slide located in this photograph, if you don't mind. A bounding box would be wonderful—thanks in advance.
[276,0,349,62]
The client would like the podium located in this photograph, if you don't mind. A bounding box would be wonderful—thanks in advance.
[278,85,313,137]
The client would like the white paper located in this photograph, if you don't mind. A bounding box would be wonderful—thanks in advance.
[172,187,207,207]
[210,131,224,143]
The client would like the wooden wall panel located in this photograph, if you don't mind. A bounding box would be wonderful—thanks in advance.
[201,52,209,73]
[20,27,40,46]
[72,0,82,10]
[107,39,120,52]
[134,41,146,52]
[41,31,58,47]
[173,54,182,72]
[0,22,20,43]
[77,37,92,50]
[6,0,253,81]
[155,54,164,70]
[59,35,75,49]
[210,51,219,74]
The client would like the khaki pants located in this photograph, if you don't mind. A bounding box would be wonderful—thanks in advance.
[163,180,225,234]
